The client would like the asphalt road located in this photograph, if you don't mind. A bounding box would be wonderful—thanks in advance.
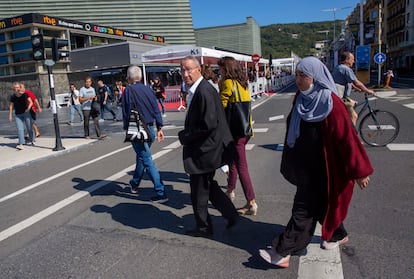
[0,85,413,278]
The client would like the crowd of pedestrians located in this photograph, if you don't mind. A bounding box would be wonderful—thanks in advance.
[5,53,374,270]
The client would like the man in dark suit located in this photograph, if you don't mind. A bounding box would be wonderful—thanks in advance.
[178,56,238,237]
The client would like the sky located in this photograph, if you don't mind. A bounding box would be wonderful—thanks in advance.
[190,0,364,28]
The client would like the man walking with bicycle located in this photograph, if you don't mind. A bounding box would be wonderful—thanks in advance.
[333,51,375,125]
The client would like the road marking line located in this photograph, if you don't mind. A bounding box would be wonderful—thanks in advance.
[0,148,173,242]
[163,140,181,149]
[298,224,344,279]
[387,144,414,151]
[367,125,396,130]
[251,94,274,110]
[253,128,268,133]
[375,91,397,98]
[404,103,414,109]
[269,115,284,121]
[0,145,132,204]
[245,144,255,150]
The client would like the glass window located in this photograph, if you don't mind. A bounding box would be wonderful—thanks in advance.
[0,66,10,76]
[0,56,8,65]
[11,28,31,39]
[0,33,5,42]
[13,52,32,62]
[12,41,31,51]
[0,44,7,53]
[14,64,35,74]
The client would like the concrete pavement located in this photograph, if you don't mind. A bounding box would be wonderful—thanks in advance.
[0,135,97,172]
[0,106,120,173]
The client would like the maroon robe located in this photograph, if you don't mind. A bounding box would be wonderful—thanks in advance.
[321,93,374,240]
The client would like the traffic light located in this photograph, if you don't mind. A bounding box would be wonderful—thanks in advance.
[31,34,45,61]
[51,38,70,62]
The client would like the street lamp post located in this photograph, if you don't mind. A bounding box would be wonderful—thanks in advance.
[377,0,383,87]
[321,6,351,67]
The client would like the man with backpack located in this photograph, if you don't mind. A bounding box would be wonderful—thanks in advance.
[97,80,116,121]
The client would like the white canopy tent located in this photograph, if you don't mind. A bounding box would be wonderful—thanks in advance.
[141,44,268,65]
[141,45,268,86]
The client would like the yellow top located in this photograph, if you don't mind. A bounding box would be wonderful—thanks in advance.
[220,79,253,137]
[220,79,251,108]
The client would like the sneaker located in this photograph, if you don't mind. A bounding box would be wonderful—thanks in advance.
[150,195,169,204]
[67,122,73,125]
[98,134,107,140]
[85,136,91,139]
[128,181,139,194]
[322,236,349,250]
[162,114,167,118]
[259,247,290,268]
[16,144,24,150]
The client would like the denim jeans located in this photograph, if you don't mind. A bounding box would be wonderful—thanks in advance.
[70,104,84,123]
[100,102,116,120]
[157,98,165,114]
[15,112,34,144]
[130,125,165,196]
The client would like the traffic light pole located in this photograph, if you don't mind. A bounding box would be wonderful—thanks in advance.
[44,60,65,151]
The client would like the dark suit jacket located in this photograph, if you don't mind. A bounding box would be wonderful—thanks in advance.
[178,78,233,174]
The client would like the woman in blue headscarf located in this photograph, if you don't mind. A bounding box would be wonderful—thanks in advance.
[259,57,373,268]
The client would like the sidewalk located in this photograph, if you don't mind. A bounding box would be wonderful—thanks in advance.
[0,135,96,173]
[0,106,109,173]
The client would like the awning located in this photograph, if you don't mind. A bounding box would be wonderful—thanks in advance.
[141,45,268,66]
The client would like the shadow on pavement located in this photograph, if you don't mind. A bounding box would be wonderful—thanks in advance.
[72,176,287,271]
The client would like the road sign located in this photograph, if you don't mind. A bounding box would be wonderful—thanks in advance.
[251,53,260,63]
[356,45,370,70]
[374,52,386,64]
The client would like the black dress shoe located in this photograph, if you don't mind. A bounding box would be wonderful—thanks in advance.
[185,228,213,238]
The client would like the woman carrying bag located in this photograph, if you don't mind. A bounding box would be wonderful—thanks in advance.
[218,56,257,215]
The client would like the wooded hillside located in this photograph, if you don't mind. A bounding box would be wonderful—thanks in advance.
[261,20,343,58]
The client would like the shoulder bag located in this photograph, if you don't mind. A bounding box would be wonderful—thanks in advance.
[124,87,151,143]
[225,80,253,138]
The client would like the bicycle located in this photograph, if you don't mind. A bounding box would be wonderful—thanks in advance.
[354,93,400,147]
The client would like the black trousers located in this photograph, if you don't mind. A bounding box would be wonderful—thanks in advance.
[273,179,327,256]
[82,110,101,137]
[189,171,237,231]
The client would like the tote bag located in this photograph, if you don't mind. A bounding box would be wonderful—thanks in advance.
[225,81,252,138]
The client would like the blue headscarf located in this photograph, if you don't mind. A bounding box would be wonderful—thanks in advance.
[286,57,335,148]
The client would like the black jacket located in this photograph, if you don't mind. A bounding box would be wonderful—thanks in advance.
[179,79,233,174]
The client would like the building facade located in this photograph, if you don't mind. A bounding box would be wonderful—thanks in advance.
[0,13,165,109]
[0,0,195,45]
[340,0,413,74]
[384,0,413,73]
[195,17,261,56]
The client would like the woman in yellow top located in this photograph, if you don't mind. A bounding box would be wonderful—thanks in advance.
[218,56,258,215]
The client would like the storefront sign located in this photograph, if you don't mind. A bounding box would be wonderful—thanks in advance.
[0,13,165,43]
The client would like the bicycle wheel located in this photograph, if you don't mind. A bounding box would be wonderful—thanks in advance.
[358,110,400,147]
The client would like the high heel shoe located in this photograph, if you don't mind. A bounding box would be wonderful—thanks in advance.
[237,202,258,216]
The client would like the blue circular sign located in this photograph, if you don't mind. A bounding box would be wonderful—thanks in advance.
[374,53,386,64]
